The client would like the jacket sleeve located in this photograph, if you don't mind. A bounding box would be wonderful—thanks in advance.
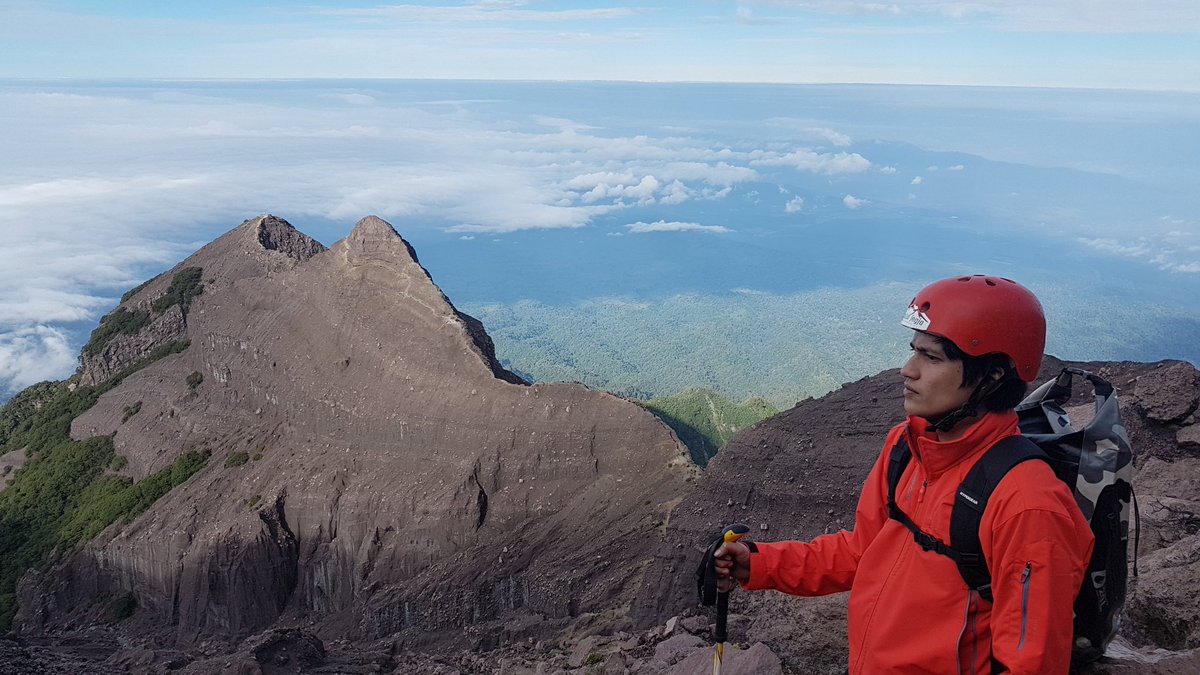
[741,427,902,596]
[983,460,1096,675]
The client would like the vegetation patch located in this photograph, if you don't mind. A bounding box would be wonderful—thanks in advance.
[83,267,203,359]
[151,266,204,315]
[0,338,204,630]
[82,309,154,357]
[121,401,142,423]
[224,451,250,468]
[640,388,777,466]
[0,427,209,628]
[186,371,204,390]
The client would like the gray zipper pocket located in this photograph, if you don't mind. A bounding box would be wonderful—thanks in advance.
[1019,561,1032,651]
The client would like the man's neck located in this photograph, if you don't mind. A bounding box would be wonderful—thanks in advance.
[934,412,988,443]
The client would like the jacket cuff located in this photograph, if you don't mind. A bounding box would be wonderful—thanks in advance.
[742,540,775,590]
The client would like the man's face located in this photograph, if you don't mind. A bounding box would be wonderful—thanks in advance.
[900,331,973,419]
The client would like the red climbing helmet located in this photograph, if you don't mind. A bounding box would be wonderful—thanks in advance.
[901,275,1046,382]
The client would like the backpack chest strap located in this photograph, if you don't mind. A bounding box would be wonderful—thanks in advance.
[886,433,1048,601]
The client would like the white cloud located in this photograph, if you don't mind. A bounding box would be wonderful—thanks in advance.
[659,180,691,205]
[0,325,78,397]
[1078,236,1200,273]
[750,149,872,174]
[626,220,731,234]
[700,186,734,200]
[751,1,1200,33]
[579,175,661,204]
[320,92,376,106]
[459,235,475,240]
[911,176,924,185]
[763,121,853,146]
[785,196,805,213]
[1078,237,1152,258]
[880,166,898,174]
[312,3,641,23]
[660,162,758,185]
[843,194,869,209]
[948,164,965,171]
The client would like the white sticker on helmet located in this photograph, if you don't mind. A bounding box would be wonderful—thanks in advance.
[902,303,931,331]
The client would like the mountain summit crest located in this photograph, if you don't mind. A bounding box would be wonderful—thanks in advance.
[20,214,694,651]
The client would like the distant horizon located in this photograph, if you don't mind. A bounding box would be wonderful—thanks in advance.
[2,77,1194,94]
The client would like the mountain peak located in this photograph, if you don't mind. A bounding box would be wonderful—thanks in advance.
[249,214,326,261]
[348,214,399,240]
[344,215,421,265]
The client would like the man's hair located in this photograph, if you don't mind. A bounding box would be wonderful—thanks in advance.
[932,335,1028,412]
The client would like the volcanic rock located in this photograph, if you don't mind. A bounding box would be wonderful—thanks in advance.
[9,213,1200,674]
[77,215,326,387]
[1135,362,1200,424]
[17,215,694,650]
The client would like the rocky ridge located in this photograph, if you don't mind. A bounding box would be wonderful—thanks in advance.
[13,215,694,653]
[4,215,1199,673]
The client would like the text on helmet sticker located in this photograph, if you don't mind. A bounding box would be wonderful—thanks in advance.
[902,303,931,331]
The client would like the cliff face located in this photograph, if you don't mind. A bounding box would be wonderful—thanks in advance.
[76,215,326,387]
[17,215,694,646]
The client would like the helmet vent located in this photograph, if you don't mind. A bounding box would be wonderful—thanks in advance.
[985,279,996,286]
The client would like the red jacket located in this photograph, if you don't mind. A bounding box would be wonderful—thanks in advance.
[743,412,1094,674]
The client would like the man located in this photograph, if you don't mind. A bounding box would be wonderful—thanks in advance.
[714,275,1094,674]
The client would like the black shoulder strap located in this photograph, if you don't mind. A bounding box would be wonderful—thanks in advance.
[949,435,1046,601]
[885,433,1047,602]
[886,434,913,506]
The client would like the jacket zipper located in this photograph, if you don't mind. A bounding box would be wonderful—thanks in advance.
[1019,562,1032,651]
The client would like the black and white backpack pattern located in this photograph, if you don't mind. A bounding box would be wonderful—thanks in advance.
[1015,367,1136,663]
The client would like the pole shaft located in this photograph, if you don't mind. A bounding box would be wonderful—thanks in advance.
[715,591,729,643]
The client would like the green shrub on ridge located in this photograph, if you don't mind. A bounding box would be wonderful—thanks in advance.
[641,388,777,466]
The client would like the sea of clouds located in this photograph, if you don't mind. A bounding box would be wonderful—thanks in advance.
[1,80,1196,399]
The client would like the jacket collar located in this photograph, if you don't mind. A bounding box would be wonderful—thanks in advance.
[905,410,1020,481]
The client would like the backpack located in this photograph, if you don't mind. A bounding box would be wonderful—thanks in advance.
[885,367,1137,666]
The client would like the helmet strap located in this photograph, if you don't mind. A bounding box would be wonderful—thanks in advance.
[925,376,1004,433]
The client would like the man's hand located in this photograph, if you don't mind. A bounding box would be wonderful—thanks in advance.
[714,541,751,591]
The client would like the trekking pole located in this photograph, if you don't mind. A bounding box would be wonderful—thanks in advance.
[695,523,750,675]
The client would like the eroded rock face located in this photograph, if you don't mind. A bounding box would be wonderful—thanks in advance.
[1135,362,1200,424]
[76,215,327,387]
[21,215,693,647]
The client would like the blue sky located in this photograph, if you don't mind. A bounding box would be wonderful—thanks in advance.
[2,1,1198,90]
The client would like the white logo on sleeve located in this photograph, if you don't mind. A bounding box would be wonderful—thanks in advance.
[902,303,931,331]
